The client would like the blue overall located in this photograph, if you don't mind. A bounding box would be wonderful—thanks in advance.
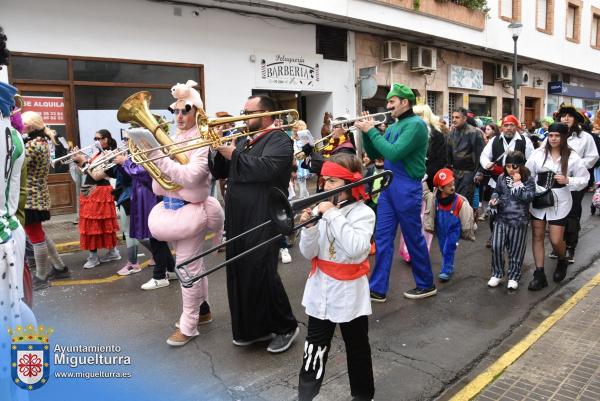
[369,159,434,294]
[435,196,462,276]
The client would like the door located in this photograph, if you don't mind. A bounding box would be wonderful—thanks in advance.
[524,108,536,132]
[16,84,76,215]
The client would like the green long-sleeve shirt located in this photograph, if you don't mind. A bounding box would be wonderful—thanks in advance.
[362,113,428,180]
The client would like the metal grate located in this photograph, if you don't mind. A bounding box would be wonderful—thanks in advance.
[316,25,347,61]
[427,92,438,114]
[449,93,458,116]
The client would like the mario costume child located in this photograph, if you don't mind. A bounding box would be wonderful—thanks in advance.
[424,168,474,281]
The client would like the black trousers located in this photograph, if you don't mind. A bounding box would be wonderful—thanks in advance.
[455,170,475,205]
[298,315,374,401]
[149,237,175,280]
[565,188,586,249]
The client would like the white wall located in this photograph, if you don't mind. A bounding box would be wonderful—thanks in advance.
[267,0,600,76]
[305,93,333,138]
[1,0,355,118]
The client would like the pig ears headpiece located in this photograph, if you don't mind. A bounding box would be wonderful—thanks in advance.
[168,80,204,113]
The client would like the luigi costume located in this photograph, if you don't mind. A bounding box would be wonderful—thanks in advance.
[362,84,436,300]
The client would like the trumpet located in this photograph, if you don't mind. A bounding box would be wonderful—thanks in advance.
[129,109,299,165]
[51,143,98,168]
[82,146,128,173]
[294,111,391,160]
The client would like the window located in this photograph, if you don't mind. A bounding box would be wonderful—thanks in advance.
[592,9,600,49]
[566,2,581,43]
[10,56,68,81]
[536,0,554,34]
[73,60,199,85]
[499,0,521,21]
[482,62,495,86]
[449,93,459,116]
[468,96,492,117]
[316,25,347,61]
[426,91,442,115]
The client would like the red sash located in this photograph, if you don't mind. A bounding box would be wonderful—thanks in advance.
[310,258,370,281]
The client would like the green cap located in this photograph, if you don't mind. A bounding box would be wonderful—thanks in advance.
[386,83,416,103]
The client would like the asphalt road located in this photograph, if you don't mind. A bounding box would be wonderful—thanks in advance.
[32,195,600,401]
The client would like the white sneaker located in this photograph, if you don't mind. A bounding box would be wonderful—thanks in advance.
[487,276,502,287]
[141,278,170,290]
[83,254,100,269]
[99,248,122,263]
[507,280,518,290]
[166,271,179,281]
[280,248,292,264]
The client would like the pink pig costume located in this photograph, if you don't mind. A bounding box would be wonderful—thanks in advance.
[147,81,224,338]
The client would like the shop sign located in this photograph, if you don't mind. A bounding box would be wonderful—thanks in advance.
[22,96,65,125]
[255,52,322,90]
[448,65,483,91]
[548,81,600,100]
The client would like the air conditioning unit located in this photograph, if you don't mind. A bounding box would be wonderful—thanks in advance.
[495,63,512,81]
[519,69,530,86]
[410,46,437,71]
[381,41,408,63]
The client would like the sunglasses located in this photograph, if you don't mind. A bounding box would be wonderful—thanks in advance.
[172,108,192,116]
[240,109,265,115]
[506,164,521,169]
[94,137,105,141]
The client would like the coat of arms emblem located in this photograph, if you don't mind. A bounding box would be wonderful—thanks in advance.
[9,324,53,390]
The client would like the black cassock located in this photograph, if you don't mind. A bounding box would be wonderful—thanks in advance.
[209,128,298,341]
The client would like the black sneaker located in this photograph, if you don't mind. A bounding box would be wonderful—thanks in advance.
[370,291,387,303]
[46,266,71,280]
[566,247,575,264]
[553,258,568,282]
[528,269,548,291]
[403,286,437,299]
[549,250,558,259]
[266,326,299,353]
[32,276,50,291]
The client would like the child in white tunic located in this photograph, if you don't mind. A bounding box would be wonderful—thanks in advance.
[297,153,376,401]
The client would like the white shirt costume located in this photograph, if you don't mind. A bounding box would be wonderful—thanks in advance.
[480,132,534,188]
[526,147,589,221]
[299,201,375,323]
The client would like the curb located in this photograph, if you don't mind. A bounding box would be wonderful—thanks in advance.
[55,241,83,254]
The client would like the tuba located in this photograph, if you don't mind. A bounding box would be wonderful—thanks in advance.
[117,91,184,191]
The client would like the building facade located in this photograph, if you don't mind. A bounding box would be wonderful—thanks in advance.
[2,0,358,212]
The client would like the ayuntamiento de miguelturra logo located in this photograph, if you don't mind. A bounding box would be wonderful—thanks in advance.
[9,324,53,390]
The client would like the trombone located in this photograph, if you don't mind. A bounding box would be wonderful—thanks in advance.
[129,109,299,165]
[51,143,98,168]
[294,111,392,160]
[174,170,393,288]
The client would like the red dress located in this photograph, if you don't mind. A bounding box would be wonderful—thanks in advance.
[79,153,119,250]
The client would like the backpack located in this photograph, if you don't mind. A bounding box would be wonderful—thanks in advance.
[593,186,600,209]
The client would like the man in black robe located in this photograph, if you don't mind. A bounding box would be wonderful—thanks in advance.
[209,95,299,353]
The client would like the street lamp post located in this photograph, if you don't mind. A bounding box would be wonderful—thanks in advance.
[508,22,523,119]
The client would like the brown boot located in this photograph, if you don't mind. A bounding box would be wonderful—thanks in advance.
[166,329,196,347]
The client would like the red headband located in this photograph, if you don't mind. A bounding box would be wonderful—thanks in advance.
[502,115,520,127]
[321,161,368,201]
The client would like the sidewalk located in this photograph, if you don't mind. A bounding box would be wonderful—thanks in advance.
[456,271,600,401]
[44,212,83,253]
